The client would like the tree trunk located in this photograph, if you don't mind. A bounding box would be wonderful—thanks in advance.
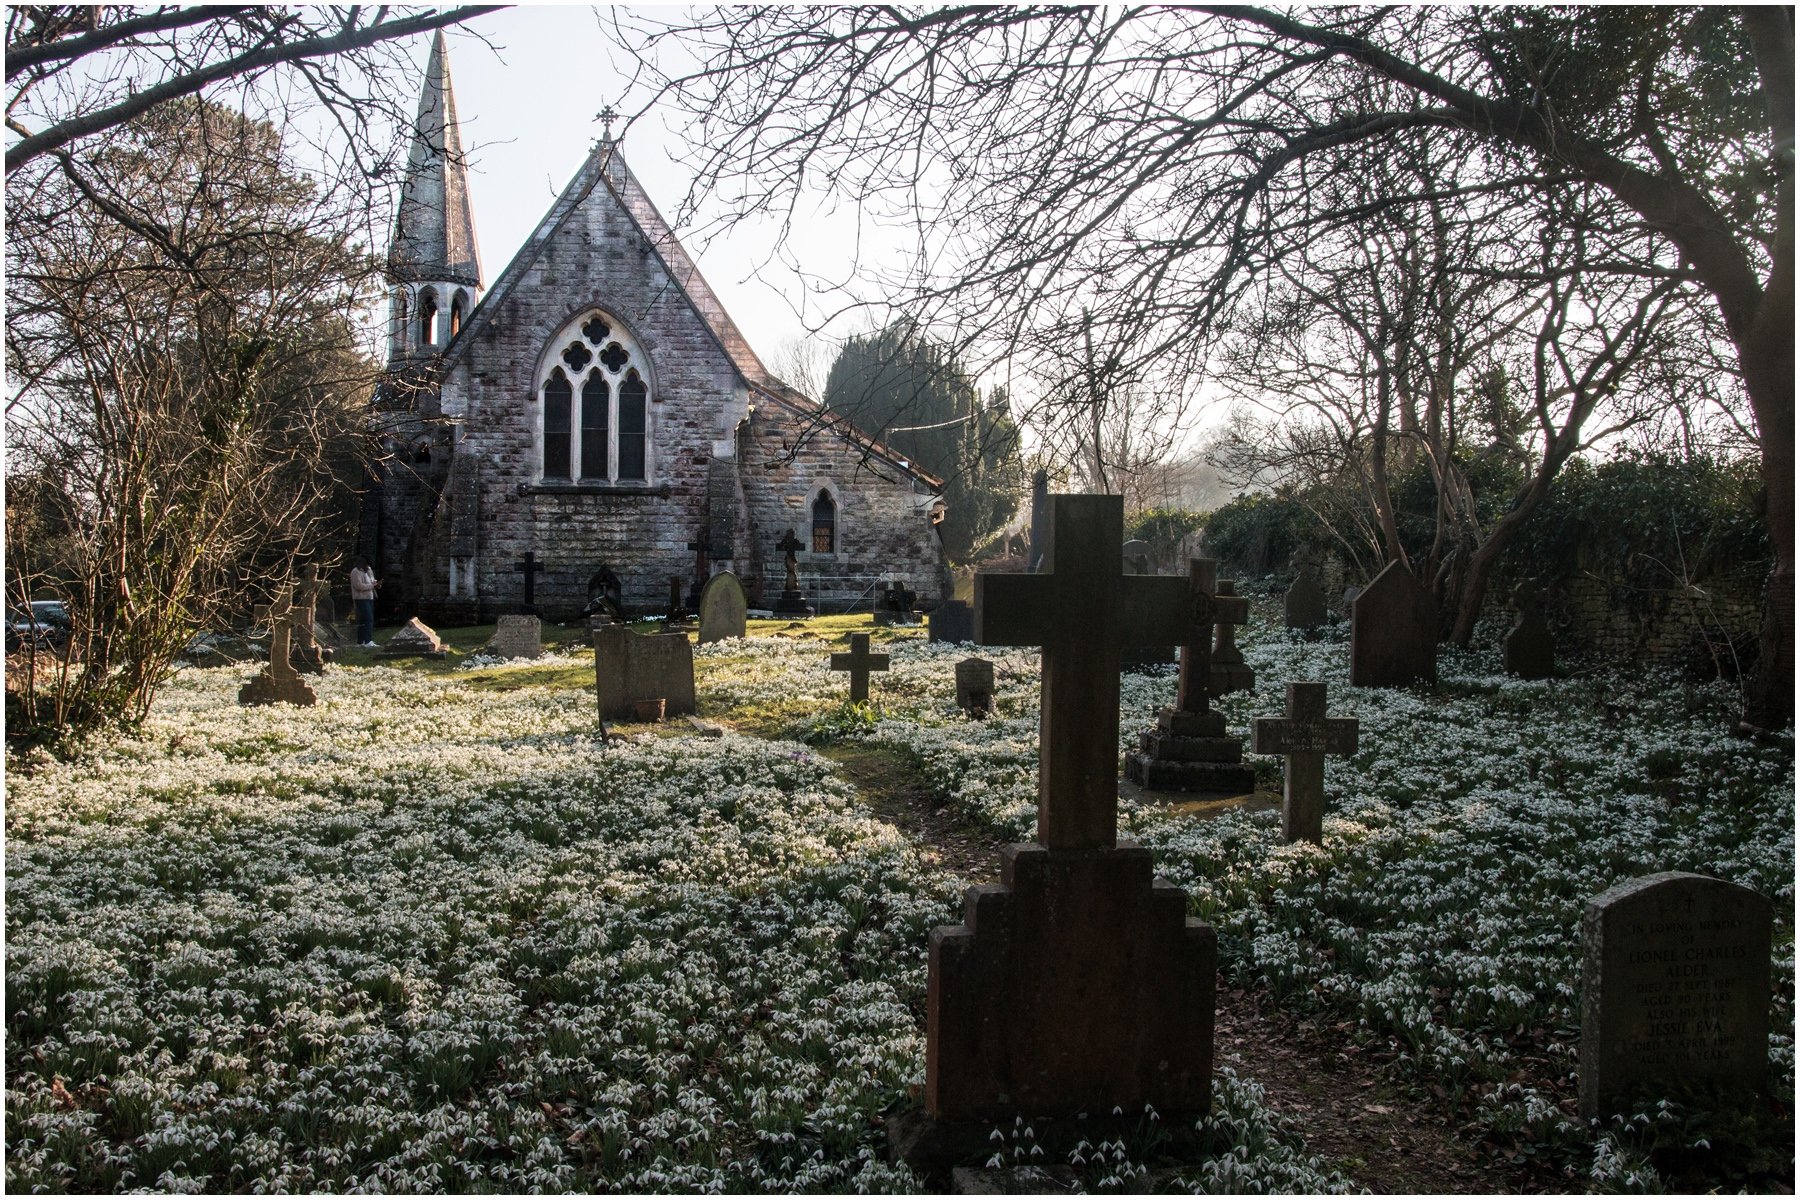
[1739,334,1794,732]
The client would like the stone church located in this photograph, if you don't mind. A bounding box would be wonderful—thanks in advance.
[361,35,949,623]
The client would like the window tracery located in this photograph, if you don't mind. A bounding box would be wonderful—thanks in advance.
[536,310,653,483]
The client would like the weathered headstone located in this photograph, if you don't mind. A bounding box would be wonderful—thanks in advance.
[1120,538,1152,575]
[1208,579,1255,694]
[484,614,543,660]
[1250,682,1358,844]
[289,565,335,674]
[1580,872,1771,1120]
[1284,569,1328,631]
[954,656,995,719]
[697,571,748,643]
[912,494,1214,1154]
[379,616,448,658]
[592,623,696,722]
[770,528,815,616]
[1124,559,1256,794]
[830,632,890,703]
[239,588,317,707]
[1504,586,1555,679]
[929,599,975,644]
[1349,562,1437,687]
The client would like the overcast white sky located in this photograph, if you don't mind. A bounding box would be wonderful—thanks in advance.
[421,5,879,377]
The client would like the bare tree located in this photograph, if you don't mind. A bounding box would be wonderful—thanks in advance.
[6,100,376,739]
[623,5,1791,730]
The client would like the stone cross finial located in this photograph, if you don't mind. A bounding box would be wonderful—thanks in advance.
[976,494,1191,849]
[1251,681,1358,844]
[597,104,616,141]
[830,632,890,703]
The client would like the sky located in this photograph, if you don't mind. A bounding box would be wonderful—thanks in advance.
[417,5,879,381]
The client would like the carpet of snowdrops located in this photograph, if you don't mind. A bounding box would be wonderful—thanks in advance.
[7,607,1792,1192]
[8,640,1345,1193]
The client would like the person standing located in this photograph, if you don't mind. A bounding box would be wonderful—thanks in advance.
[349,557,379,647]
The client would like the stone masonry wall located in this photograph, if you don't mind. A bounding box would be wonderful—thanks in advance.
[419,160,945,621]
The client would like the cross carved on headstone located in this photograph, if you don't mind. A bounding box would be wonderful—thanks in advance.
[976,494,1191,849]
[830,632,890,703]
[513,551,541,613]
[1251,682,1358,844]
[1176,559,1248,715]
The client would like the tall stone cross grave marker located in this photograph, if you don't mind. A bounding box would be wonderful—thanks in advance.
[1124,558,1255,794]
[512,551,542,615]
[1251,682,1358,844]
[289,564,334,674]
[830,632,890,703]
[921,493,1216,1134]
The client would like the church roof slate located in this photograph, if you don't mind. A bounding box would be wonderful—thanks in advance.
[442,136,941,493]
[389,32,482,287]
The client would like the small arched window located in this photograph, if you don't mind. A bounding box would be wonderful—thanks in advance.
[812,489,837,554]
[394,289,410,349]
[418,288,439,346]
[450,289,468,339]
[542,368,572,479]
[618,371,647,481]
[580,372,610,479]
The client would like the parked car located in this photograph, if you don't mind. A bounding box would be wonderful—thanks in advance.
[6,600,70,652]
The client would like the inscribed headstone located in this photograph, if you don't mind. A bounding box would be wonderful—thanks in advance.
[1284,570,1328,630]
[1250,681,1357,844]
[929,599,975,644]
[592,624,696,722]
[1349,563,1437,687]
[485,614,543,660]
[698,571,748,643]
[1580,872,1771,1119]
[954,656,995,719]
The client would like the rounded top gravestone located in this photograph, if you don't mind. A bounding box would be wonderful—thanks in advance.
[697,571,748,643]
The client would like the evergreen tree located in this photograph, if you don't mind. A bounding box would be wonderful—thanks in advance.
[824,325,1023,561]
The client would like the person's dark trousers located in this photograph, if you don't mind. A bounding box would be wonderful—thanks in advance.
[356,598,375,645]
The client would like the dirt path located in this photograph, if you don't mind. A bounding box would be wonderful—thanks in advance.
[811,740,1575,1193]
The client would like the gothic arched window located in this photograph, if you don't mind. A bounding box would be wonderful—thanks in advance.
[449,289,468,339]
[812,489,837,554]
[535,310,654,484]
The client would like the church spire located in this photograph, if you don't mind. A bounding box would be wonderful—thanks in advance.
[389,31,481,288]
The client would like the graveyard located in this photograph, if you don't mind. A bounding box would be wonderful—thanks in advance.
[7,585,1791,1193]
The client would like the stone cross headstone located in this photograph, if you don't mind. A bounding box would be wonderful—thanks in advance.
[1580,872,1771,1120]
[665,575,695,626]
[830,632,890,703]
[485,614,543,660]
[1284,569,1328,630]
[697,571,748,643]
[954,656,995,719]
[592,623,697,722]
[1504,586,1555,679]
[921,493,1214,1132]
[513,551,542,615]
[1350,562,1438,687]
[1208,579,1255,694]
[1250,682,1358,844]
[289,565,334,674]
[239,587,317,706]
[1124,558,1255,794]
[929,599,975,644]
[771,529,814,616]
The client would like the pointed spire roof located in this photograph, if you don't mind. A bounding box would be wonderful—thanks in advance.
[389,31,481,286]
